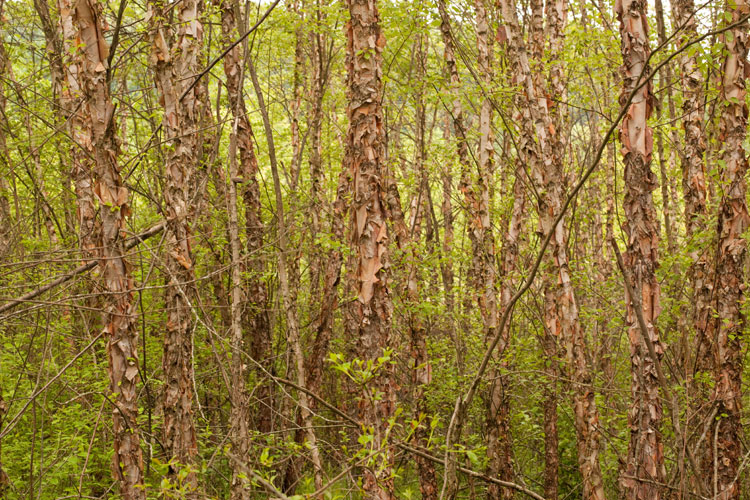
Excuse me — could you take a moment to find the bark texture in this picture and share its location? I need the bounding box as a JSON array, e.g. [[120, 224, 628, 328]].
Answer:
[[671, 0, 712, 491], [216, 1, 258, 497], [499, 0, 606, 498], [72, 0, 145, 497], [710, 3, 750, 498], [149, 0, 202, 482], [472, 1, 512, 495], [615, 0, 665, 497], [57, 0, 99, 260], [344, 0, 395, 496]]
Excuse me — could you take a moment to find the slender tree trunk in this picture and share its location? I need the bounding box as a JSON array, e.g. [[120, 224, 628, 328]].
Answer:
[[669, 0, 712, 493], [528, 1, 559, 496], [72, 1, 145, 497], [382, 29, 437, 500], [615, 0, 665, 498], [308, 0, 328, 300], [437, 0, 469, 376], [708, 4, 749, 498], [466, 3, 512, 496], [500, 0, 606, 497], [54, 0, 99, 262], [439, 114, 461, 373], [216, 1, 260, 496], [343, 0, 395, 496], [653, 0, 675, 255], [0, 6, 9, 491], [149, 0, 202, 484], [246, 48, 325, 493]]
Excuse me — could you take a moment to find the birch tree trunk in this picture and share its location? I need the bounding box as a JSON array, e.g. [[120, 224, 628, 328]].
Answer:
[[499, 0, 606, 497], [344, 0, 395, 496], [149, 0, 203, 485], [615, 0, 666, 497], [709, 3, 749, 498], [72, 0, 145, 496]]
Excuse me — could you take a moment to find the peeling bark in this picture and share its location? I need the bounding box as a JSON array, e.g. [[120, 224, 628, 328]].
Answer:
[[344, 0, 395, 496], [615, 0, 665, 497], [709, 3, 750, 498], [72, 0, 145, 496], [499, 0, 606, 497], [215, 1, 258, 497], [670, 0, 712, 492], [470, 2, 514, 497], [55, 0, 99, 261], [148, 0, 202, 484]]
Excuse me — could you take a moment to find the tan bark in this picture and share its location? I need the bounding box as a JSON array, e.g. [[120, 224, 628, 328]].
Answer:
[[471, 2, 513, 498], [437, 0, 470, 380], [439, 114, 461, 373], [615, 0, 665, 497], [308, 0, 328, 300], [653, 0, 676, 255], [215, 2, 257, 497], [709, 4, 750, 498], [344, 0, 395, 496], [71, 0, 145, 496], [148, 0, 202, 483], [499, 0, 606, 498], [55, 0, 99, 261], [669, 0, 712, 492], [529, 0, 559, 496]]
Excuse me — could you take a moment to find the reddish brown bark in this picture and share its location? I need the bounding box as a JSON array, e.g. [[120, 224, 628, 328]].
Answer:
[[55, 0, 99, 261], [708, 4, 749, 498], [72, 0, 145, 497], [215, 1, 262, 497], [149, 0, 202, 483], [670, 0, 712, 492], [500, 0, 606, 497], [673, 0, 710, 371], [344, 0, 395, 496], [615, 0, 665, 497]]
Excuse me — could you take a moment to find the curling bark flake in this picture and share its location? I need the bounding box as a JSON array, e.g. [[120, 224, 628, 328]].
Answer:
[[499, 0, 606, 498], [56, 0, 99, 261], [71, 0, 145, 497], [710, 3, 750, 498], [344, 0, 395, 497], [149, 0, 202, 481], [615, 0, 665, 497], [671, 0, 713, 488]]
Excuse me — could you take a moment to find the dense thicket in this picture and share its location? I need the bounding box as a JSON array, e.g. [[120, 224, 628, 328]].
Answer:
[[0, 0, 749, 498]]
